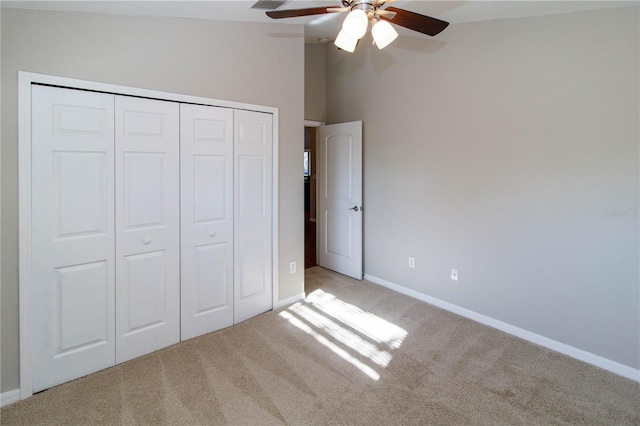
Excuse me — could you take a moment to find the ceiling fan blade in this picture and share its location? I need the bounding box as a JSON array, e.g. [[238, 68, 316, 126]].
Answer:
[[380, 7, 449, 36], [266, 7, 338, 19], [327, 6, 351, 13], [376, 9, 396, 19]]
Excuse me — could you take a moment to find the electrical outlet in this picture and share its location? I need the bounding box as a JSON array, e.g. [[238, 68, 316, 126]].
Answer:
[[408, 257, 415, 269], [451, 268, 459, 281], [289, 261, 297, 274]]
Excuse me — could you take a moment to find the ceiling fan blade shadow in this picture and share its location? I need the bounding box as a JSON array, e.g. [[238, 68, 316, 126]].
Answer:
[[266, 7, 339, 19], [380, 7, 449, 36]]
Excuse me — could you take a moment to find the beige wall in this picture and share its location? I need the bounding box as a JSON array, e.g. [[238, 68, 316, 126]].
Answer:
[[326, 6, 639, 369], [304, 43, 326, 122], [1, 8, 305, 393]]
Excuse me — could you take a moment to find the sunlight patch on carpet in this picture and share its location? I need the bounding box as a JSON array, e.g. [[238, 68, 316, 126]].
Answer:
[[279, 289, 408, 380]]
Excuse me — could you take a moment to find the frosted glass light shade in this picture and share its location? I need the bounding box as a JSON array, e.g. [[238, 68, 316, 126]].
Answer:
[[342, 9, 368, 39], [334, 29, 358, 52], [372, 20, 398, 49]]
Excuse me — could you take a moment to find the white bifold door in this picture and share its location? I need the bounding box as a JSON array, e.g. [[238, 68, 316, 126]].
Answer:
[[114, 96, 180, 363], [31, 85, 180, 391], [233, 110, 273, 324], [180, 105, 273, 338], [31, 85, 117, 392], [180, 104, 234, 340], [30, 84, 273, 391]]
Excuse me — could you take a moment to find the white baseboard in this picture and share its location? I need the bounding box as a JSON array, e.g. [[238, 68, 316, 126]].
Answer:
[[364, 273, 640, 383], [1, 389, 20, 407], [275, 292, 306, 310]]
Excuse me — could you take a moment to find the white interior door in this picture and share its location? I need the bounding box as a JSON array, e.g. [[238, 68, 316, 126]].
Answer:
[[317, 121, 363, 280], [115, 96, 180, 363], [180, 104, 234, 340], [31, 85, 116, 392], [234, 110, 273, 323]]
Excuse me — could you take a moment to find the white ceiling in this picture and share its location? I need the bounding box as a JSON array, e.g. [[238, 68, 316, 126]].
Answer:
[[2, 0, 637, 43]]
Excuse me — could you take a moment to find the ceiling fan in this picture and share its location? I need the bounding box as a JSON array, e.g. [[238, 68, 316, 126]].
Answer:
[[266, 0, 449, 52]]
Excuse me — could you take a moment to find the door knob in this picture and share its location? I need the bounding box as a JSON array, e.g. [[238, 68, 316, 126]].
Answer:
[[143, 237, 151, 245], [348, 206, 360, 212]]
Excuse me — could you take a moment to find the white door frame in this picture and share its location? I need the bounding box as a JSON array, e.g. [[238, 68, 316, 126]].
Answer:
[[18, 71, 280, 399]]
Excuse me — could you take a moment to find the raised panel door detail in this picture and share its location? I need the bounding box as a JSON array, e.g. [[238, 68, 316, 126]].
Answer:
[[238, 155, 265, 218], [123, 110, 165, 138], [238, 236, 266, 300], [194, 118, 228, 143], [55, 261, 109, 355], [326, 134, 353, 200], [54, 152, 107, 239], [194, 155, 227, 223], [123, 153, 165, 229], [55, 105, 108, 135], [123, 250, 167, 334], [238, 122, 265, 145], [326, 211, 352, 259], [194, 243, 229, 314]]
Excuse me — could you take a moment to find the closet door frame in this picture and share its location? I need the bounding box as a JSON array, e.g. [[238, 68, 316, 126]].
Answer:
[[17, 71, 280, 400]]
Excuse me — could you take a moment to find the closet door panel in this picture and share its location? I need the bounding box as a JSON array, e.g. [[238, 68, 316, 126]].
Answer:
[[115, 96, 180, 363], [31, 85, 116, 392], [180, 104, 234, 340], [234, 110, 273, 324]]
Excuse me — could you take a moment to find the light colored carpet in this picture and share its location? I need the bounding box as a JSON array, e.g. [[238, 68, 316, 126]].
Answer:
[[2, 266, 638, 425]]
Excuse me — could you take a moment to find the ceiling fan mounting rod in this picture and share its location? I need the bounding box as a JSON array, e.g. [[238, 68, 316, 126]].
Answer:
[[344, 0, 378, 17]]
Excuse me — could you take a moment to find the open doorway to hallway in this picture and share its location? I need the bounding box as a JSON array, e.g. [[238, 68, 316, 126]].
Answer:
[[304, 126, 317, 269]]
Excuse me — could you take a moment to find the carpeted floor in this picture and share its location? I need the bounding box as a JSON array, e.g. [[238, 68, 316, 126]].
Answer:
[[2, 266, 639, 425]]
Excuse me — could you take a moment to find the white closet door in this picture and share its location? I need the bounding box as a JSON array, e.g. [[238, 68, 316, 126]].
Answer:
[[234, 110, 273, 324], [32, 85, 116, 392], [180, 104, 234, 340], [115, 96, 180, 363]]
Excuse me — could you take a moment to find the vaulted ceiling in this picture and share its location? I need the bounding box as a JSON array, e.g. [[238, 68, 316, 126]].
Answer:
[[2, 1, 635, 43]]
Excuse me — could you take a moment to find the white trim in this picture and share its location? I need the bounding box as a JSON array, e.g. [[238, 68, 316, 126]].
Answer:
[[304, 120, 324, 127], [274, 292, 306, 310], [1, 389, 21, 408], [272, 110, 280, 311], [364, 273, 640, 383], [18, 72, 34, 399], [18, 71, 280, 400], [20, 72, 278, 113]]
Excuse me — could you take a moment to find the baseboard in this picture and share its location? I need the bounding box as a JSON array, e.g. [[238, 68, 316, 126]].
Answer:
[[364, 274, 640, 383], [1, 389, 20, 407], [274, 292, 306, 310]]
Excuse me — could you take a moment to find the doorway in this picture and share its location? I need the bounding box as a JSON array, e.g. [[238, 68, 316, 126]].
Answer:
[[304, 126, 317, 269]]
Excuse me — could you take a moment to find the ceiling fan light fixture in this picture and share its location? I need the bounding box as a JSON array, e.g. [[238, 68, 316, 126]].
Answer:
[[334, 28, 358, 52], [342, 9, 368, 39], [372, 20, 398, 49], [265, 3, 449, 53]]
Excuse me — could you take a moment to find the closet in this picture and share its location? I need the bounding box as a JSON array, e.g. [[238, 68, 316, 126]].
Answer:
[[29, 84, 273, 392]]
